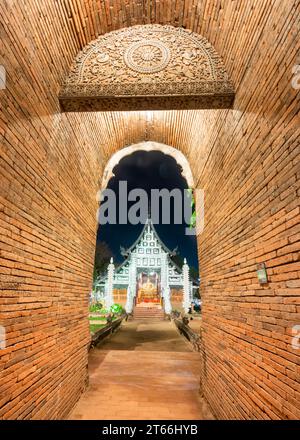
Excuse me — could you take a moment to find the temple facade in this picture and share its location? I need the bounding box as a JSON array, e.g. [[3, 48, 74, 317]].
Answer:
[[95, 218, 193, 314]]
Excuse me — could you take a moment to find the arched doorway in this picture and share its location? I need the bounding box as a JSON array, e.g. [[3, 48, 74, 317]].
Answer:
[[92, 146, 200, 316]]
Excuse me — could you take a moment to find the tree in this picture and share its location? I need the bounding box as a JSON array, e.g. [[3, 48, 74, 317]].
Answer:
[[93, 241, 113, 281], [189, 266, 199, 282]]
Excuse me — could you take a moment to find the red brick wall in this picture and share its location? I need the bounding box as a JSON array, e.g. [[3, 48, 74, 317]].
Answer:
[[195, 4, 300, 419], [0, 0, 299, 420], [0, 2, 104, 419]]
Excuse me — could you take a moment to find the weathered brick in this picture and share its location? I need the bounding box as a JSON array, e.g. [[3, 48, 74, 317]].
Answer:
[[0, 0, 299, 422]]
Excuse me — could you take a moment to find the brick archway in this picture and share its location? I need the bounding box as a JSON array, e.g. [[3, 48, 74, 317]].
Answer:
[[101, 141, 195, 189], [1, 0, 299, 421]]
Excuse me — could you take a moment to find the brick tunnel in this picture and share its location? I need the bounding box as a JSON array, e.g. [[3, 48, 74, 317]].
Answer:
[[0, 0, 299, 420]]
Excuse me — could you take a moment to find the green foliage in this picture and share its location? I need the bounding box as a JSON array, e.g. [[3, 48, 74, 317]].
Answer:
[[190, 211, 196, 229], [89, 302, 103, 313], [110, 303, 123, 314], [187, 188, 196, 229], [89, 323, 106, 333], [89, 316, 106, 321]]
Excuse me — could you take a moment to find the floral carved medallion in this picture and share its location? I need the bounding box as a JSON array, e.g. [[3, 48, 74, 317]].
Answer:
[[60, 24, 234, 111], [124, 40, 171, 74]]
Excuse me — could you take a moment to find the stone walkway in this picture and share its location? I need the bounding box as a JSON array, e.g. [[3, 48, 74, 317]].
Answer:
[[69, 320, 214, 420]]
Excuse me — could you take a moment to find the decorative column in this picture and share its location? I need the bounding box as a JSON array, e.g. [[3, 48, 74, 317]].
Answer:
[[125, 258, 136, 313], [164, 286, 172, 314], [125, 286, 132, 314], [161, 254, 172, 314], [106, 257, 115, 309], [182, 258, 190, 313]]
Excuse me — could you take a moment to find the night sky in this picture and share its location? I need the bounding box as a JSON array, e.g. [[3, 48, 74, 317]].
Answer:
[[96, 151, 199, 270]]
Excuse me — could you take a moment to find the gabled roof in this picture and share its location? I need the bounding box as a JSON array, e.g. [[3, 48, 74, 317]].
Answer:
[[96, 218, 184, 282], [167, 255, 183, 274], [121, 217, 177, 257], [114, 256, 130, 274]]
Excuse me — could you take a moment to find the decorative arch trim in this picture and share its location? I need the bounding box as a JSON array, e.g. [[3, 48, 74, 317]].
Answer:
[[101, 141, 194, 189], [60, 24, 234, 112]]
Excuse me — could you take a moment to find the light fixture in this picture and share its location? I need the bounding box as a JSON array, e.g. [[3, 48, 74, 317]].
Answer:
[[256, 263, 268, 284], [145, 110, 153, 122]]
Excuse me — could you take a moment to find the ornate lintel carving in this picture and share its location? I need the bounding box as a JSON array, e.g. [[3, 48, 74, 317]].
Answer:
[[59, 24, 234, 112]]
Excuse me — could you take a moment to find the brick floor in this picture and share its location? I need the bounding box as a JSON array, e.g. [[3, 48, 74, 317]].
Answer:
[[69, 321, 214, 420]]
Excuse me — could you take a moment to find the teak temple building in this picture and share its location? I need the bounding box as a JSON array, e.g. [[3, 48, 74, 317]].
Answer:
[[95, 217, 193, 314]]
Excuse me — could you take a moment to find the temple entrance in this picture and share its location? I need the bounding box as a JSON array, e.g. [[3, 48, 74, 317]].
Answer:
[[135, 266, 164, 320], [136, 270, 161, 305], [93, 150, 200, 316]]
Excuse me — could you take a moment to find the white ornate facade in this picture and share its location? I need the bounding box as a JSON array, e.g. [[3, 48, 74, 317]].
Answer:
[[96, 218, 193, 314]]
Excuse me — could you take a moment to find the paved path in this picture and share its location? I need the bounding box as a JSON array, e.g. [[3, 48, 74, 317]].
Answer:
[[69, 320, 214, 420]]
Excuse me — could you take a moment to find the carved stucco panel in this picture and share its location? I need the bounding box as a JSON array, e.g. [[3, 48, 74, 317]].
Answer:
[[60, 24, 234, 111]]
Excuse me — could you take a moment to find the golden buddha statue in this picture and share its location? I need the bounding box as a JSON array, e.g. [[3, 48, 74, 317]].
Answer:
[[138, 279, 160, 303]]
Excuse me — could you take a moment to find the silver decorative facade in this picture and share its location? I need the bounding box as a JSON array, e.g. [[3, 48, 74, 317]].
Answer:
[[95, 218, 193, 314]]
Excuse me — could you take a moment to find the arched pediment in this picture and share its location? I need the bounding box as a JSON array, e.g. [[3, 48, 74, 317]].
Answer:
[[59, 24, 234, 112]]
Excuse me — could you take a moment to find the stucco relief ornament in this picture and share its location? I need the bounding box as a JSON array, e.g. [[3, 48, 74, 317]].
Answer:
[[96, 53, 110, 64], [124, 40, 171, 74], [60, 24, 235, 111]]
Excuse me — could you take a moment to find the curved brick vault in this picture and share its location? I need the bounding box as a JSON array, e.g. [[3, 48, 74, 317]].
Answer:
[[59, 24, 235, 111], [0, 0, 299, 422]]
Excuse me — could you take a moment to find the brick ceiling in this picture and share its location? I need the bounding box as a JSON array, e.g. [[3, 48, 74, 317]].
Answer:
[[3, 1, 294, 184]]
